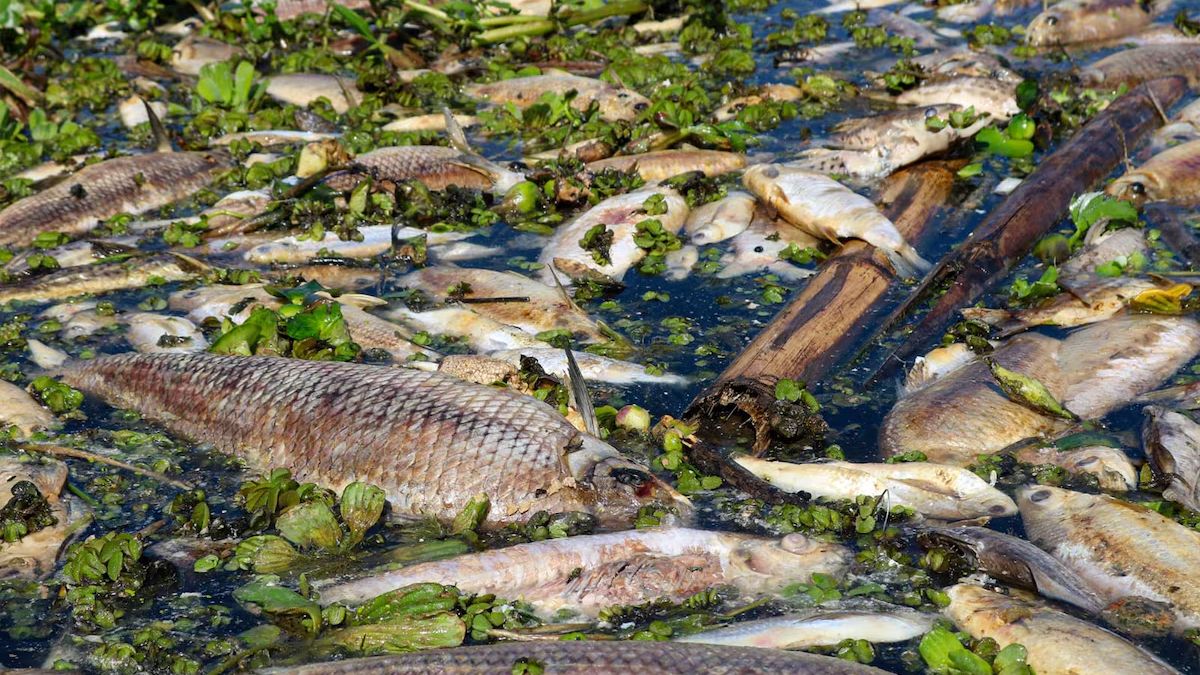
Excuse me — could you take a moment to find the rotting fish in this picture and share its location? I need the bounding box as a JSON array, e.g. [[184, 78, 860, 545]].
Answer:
[[254, 0, 370, 20], [538, 187, 689, 284], [684, 190, 756, 245], [243, 226, 474, 264], [169, 35, 246, 76], [1026, 0, 1164, 46], [42, 301, 119, 339], [0, 253, 209, 305], [4, 238, 136, 277], [263, 641, 889, 674], [1019, 484, 1200, 630], [314, 527, 849, 613], [381, 113, 478, 133], [716, 205, 823, 280], [323, 146, 524, 194], [0, 382, 55, 437], [742, 163, 930, 277], [201, 189, 274, 238], [489, 348, 688, 385], [0, 455, 92, 580], [1143, 406, 1200, 511], [464, 74, 650, 122], [57, 353, 687, 528], [960, 278, 1159, 336], [901, 343, 978, 395], [124, 313, 208, 353], [1107, 139, 1200, 205], [796, 105, 988, 179], [399, 266, 609, 343], [211, 130, 341, 147], [677, 605, 934, 649], [664, 243, 699, 280], [918, 526, 1106, 614], [286, 264, 382, 293], [384, 305, 545, 352], [584, 150, 748, 182], [1058, 227, 1150, 302], [712, 84, 803, 122], [894, 77, 1020, 121], [1013, 444, 1137, 491], [265, 73, 362, 114], [734, 457, 1017, 520], [1152, 97, 1200, 149], [1081, 45, 1200, 90], [882, 315, 1200, 465], [337, 302, 440, 362], [944, 583, 1179, 674], [0, 151, 232, 246]]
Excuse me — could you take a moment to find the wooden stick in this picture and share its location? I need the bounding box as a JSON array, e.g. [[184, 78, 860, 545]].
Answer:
[[684, 160, 959, 451], [863, 76, 1188, 385], [21, 443, 193, 490]]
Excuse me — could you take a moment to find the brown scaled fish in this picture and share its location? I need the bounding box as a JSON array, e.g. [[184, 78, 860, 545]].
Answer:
[[1107, 139, 1200, 205], [1082, 45, 1200, 90], [262, 641, 891, 675], [0, 151, 231, 246], [1143, 406, 1200, 512], [0, 253, 209, 305], [465, 74, 650, 123], [1026, 0, 1164, 46], [56, 353, 686, 528], [323, 146, 524, 194], [584, 150, 747, 183]]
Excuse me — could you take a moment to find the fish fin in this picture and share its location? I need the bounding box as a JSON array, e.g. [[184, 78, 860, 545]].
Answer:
[[443, 107, 473, 154], [167, 252, 211, 272], [890, 477, 959, 497], [314, 290, 388, 308], [564, 347, 599, 437], [884, 244, 932, 280], [765, 261, 817, 281], [769, 183, 793, 207], [143, 98, 174, 153]]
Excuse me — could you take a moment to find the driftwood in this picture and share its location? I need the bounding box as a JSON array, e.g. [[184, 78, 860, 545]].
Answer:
[[864, 76, 1188, 384], [684, 160, 959, 454]]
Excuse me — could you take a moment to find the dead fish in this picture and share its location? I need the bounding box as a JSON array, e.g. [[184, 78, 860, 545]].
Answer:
[[584, 150, 747, 182], [882, 315, 1200, 465], [489, 348, 688, 385], [0, 152, 232, 246], [918, 526, 1107, 614], [0, 382, 55, 437], [0, 253, 209, 305], [944, 584, 1179, 674], [212, 130, 340, 146], [4, 238, 136, 277], [381, 113, 478, 133], [1107, 139, 1200, 205], [743, 164, 930, 277], [265, 73, 361, 113], [1020, 484, 1200, 630], [58, 353, 686, 529], [1013, 444, 1137, 491], [713, 84, 804, 121], [538, 187, 689, 284], [960, 277, 1158, 336], [734, 457, 1016, 520], [201, 189, 273, 238], [0, 455, 92, 580], [1143, 406, 1200, 511], [124, 313, 208, 353], [716, 205, 822, 280], [902, 343, 978, 395], [1082, 45, 1200, 89], [384, 305, 544, 352], [170, 35, 246, 76], [1058, 226, 1151, 302], [244, 226, 473, 264], [399, 266, 608, 343], [262, 641, 889, 674], [684, 191, 756, 245], [256, 0, 371, 20], [910, 51, 1023, 83], [895, 77, 1020, 121], [323, 146, 524, 194], [314, 527, 849, 613], [868, 10, 944, 49], [117, 96, 168, 129], [41, 301, 119, 339], [336, 302, 438, 362], [465, 74, 650, 122], [677, 606, 934, 649], [1027, 0, 1164, 46]]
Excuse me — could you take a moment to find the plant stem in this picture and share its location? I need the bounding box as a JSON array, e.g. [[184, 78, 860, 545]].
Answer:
[[475, 0, 648, 43]]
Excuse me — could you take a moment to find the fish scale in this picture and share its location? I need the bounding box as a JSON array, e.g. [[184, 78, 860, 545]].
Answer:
[[0, 151, 231, 246], [57, 352, 678, 527]]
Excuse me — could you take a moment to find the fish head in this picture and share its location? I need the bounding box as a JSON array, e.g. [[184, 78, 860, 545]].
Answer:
[[572, 435, 692, 526], [1016, 484, 1082, 545], [1107, 171, 1164, 206], [1025, 9, 1066, 46], [599, 90, 651, 122], [728, 533, 851, 593], [1065, 447, 1137, 491]]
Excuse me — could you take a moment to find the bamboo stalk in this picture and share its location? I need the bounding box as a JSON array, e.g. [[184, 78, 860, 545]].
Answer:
[[862, 76, 1187, 385]]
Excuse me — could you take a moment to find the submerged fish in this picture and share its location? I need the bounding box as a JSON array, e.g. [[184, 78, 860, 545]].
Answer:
[[323, 146, 523, 194], [1082, 45, 1200, 90], [677, 606, 933, 649], [944, 584, 1179, 674], [1020, 485, 1200, 630], [314, 527, 849, 613], [265, 73, 362, 113], [465, 74, 650, 122], [743, 164, 929, 277], [1143, 406, 1200, 511], [244, 226, 474, 264], [882, 315, 1200, 465], [1013, 444, 1137, 491], [124, 313, 208, 353], [894, 77, 1019, 121], [902, 343, 978, 395], [0, 254, 208, 305], [716, 205, 823, 280], [584, 150, 747, 182], [0, 381, 55, 437], [1026, 0, 1162, 45], [265, 641, 888, 674], [57, 353, 684, 528], [385, 305, 544, 352], [919, 525, 1106, 613], [684, 191, 756, 245], [735, 457, 1016, 519], [1107, 139, 1200, 205], [538, 187, 689, 284], [0, 152, 231, 246], [0, 455, 92, 580], [489, 348, 688, 385], [399, 266, 609, 343]]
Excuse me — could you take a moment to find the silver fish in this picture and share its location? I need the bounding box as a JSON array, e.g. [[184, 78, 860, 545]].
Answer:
[[677, 606, 934, 649], [1143, 406, 1200, 511]]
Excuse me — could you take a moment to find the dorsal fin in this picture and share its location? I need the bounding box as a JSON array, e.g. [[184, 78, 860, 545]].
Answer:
[[142, 98, 174, 153], [443, 107, 473, 154]]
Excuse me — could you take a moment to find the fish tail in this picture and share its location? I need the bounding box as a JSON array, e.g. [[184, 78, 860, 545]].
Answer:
[[886, 244, 932, 279]]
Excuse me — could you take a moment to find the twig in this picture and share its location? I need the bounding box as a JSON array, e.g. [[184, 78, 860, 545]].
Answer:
[[22, 443, 193, 490]]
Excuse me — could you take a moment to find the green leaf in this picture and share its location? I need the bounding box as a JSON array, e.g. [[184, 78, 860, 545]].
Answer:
[[276, 501, 343, 551], [331, 3, 381, 47], [234, 577, 322, 632], [775, 378, 803, 402], [451, 493, 490, 536], [976, 126, 1033, 158], [987, 359, 1078, 420], [920, 628, 992, 674], [319, 613, 466, 655], [339, 482, 387, 542], [1068, 192, 1139, 248], [233, 60, 256, 110]]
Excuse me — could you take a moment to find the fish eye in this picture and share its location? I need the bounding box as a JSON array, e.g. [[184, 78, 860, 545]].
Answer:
[[754, 246, 765, 253], [633, 101, 649, 112], [1129, 181, 1146, 196], [1028, 489, 1052, 503], [1045, 15, 1058, 25], [611, 468, 650, 487], [989, 504, 1008, 514], [924, 107, 938, 118], [762, 166, 780, 178]]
